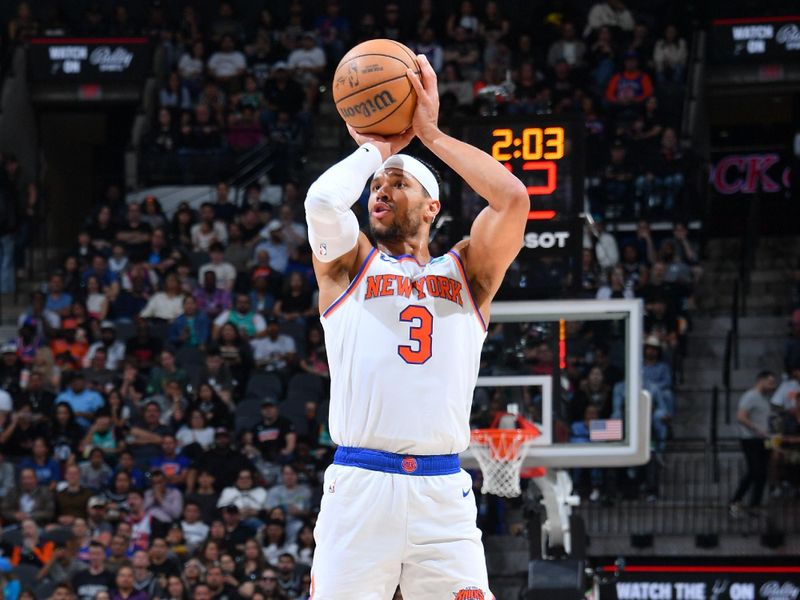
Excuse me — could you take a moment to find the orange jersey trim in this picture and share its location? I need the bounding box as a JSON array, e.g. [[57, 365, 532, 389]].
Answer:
[[447, 250, 487, 332], [322, 247, 378, 318]]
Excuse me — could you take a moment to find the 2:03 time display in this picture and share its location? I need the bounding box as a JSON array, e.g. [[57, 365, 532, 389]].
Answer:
[[491, 127, 565, 161]]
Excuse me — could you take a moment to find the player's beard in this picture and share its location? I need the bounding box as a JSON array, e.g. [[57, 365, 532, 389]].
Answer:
[[369, 209, 422, 245]]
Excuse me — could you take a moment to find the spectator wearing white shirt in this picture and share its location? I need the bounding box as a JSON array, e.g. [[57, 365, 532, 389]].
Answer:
[[216, 468, 268, 520], [288, 32, 327, 86], [178, 40, 206, 95], [198, 243, 236, 292], [180, 501, 209, 551], [139, 274, 185, 322], [771, 366, 800, 412], [83, 321, 126, 370], [191, 203, 228, 252], [207, 34, 246, 90], [653, 25, 687, 84], [584, 0, 635, 38], [547, 22, 586, 68], [251, 318, 296, 376], [254, 221, 289, 273]]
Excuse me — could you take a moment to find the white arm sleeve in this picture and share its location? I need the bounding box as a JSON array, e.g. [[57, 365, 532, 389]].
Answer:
[[305, 143, 383, 262]]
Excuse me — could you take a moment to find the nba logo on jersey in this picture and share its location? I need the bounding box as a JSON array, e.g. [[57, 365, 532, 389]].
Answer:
[[454, 588, 484, 599]]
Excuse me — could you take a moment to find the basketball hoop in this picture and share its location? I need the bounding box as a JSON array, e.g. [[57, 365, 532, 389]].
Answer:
[[470, 415, 542, 498]]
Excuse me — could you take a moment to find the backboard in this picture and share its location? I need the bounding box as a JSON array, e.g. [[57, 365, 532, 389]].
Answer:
[[461, 299, 651, 469]]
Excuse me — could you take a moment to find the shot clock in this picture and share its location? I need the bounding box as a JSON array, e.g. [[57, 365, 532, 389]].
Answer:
[[456, 116, 585, 299]]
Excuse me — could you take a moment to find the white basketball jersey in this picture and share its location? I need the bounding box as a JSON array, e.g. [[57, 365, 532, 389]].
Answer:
[[320, 247, 487, 455]]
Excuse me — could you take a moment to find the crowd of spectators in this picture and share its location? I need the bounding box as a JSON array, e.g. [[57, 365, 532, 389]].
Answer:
[[0, 0, 702, 598]]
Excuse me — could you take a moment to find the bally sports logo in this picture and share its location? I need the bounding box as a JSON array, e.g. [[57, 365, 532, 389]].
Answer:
[[338, 90, 397, 120]]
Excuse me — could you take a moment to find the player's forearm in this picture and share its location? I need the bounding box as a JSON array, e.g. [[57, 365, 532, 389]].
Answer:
[[420, 128, 528, 209], [304, 143, 382, 262]]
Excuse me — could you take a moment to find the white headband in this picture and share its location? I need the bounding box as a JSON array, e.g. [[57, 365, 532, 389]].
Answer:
[[375, 154, 439, 200]]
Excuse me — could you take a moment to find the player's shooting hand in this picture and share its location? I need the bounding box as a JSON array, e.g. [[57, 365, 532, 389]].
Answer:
[[407, 54, 440, 144], [346, 124, 415, 161]]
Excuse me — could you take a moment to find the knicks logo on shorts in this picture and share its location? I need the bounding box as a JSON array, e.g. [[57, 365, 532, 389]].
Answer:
[[401, 457, 417, 473], [454, 587, 484, 600]]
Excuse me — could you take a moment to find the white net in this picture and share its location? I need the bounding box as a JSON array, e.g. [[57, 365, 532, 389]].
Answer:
[[470, 430, 538, 498]]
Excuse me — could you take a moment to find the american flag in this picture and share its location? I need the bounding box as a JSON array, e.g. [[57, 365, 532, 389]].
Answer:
[[589, 419, 623, 441]]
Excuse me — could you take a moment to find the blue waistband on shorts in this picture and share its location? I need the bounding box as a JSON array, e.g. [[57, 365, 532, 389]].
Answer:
[[333, 446, 460, 476]]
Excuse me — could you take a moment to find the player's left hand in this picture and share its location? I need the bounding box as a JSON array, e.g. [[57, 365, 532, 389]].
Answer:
[[407, 54, 440, 143]]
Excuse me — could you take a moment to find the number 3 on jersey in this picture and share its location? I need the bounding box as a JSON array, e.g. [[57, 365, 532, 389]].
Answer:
[[398, 305, 433, 364]]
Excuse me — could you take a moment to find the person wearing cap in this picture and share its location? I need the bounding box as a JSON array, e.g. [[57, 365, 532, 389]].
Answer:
[[604, 49, 653, 110], [250, 318, 296, 376], [84, 321, 126, 370], [252, 398, 296, 462], [303, 52, 530, 597], [255, 219, 290, 274]]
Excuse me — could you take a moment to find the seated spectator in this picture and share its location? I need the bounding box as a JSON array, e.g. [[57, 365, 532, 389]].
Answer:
[[584, 0, 635, 38], [8, 519, 54, 569], [299, 326, 329, 380], [596, 266, 634, 299], [217, 468, 268, 526], [72, 540, 115, 600], [605, 51, 654, 117], [771, 365, 800, 413], [128, 401, 172, 469], [199, 243, 236, 292], [79, 448, 114, 492], [262, 521, 298, 566], [414, 27, 444, 73], [176, 409, 215, 456], [635, 127, 685, 214], [288, 32, 327, 91], [443, 26, 481, 81], [46, 273, 74, 318], [184, 469, 219, 523], [84, 321, 126, 370], [180, 501, 210, 552], [193, 270, 232, 321], [183, 103, 224, 151], [192, 349, 235, 404], [643, 335, 675, 415], [143, 469, 183, 523], [178, 40, 206, 96], [213, 293, 267, 340], [207, 34, 247, 92], [39, 539, 85, 586], [116, 203, 152, 262], [217, 323, 254, 394], [56, 372, 104, 429], [125, 318, 163, 371], [159, 71, 192, 112], [112, 564, 150, 600], [275, 553, 302, 598], [83, 361, 113, 401], [226, 105, 264, 153], [653, 24, 687, 84], [148, 536, 182, 580], [251, 318, 297, 375], [190, 382, 232, 429], [148, 349, 189, 396], [588, 26, 616, 91], [644, 295, 679, 354], [273, 271, 314, 323], [191, 203, 228, 252], [18, 290, 61, 338], [570, 366, 612, 422], [150, 434, 191, 488], [169, 295, 210, 349], [55, 464, 92, 526], [189, 428, 254, 493], [147, 108, 179, 153], [108, 274, 149, 322], [548, 21, 586, 69], [253, 399, 297, 462], [601, 140, 635, 217], [263, 62, 308, 129], [255, 221, 290, 274], [1, 468, 54, 525], [266, 464, 311, 539], [18, 437, 61, 489], [139, 273, 185, 322], [570, 404, 605, 500]]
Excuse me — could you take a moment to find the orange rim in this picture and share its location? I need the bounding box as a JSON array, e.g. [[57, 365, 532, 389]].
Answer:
[[471, 427, 540, 461]]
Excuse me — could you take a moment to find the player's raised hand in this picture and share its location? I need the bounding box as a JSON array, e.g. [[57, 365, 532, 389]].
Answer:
[[346, 123, 415, 161], [406, 54, 440, 143]]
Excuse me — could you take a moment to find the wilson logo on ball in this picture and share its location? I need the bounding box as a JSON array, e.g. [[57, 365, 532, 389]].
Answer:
[[338, 90, 397, 119]]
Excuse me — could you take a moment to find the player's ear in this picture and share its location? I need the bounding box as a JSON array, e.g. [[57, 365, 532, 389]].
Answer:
[[426, 198, 441, 222]]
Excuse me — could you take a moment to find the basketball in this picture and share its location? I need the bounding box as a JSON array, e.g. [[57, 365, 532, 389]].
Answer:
[[332, 39, 420, 136]]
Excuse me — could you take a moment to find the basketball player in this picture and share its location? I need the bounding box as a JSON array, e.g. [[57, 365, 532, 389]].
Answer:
[[305, 54, 528, 599]]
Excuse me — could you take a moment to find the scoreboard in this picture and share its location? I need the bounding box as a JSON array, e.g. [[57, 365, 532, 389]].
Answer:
[[457, 116, 585, 299]]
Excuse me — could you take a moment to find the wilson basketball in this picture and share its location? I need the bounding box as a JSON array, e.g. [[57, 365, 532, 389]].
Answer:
[[332, 39, 420, 136]]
